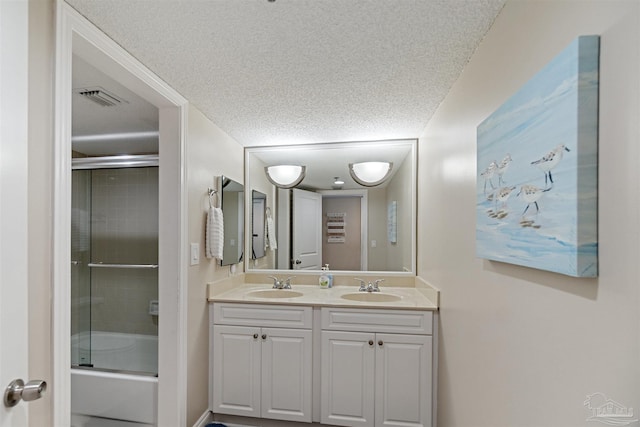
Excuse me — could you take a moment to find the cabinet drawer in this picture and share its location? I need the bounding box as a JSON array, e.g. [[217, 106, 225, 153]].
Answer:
[[213, 303, 312, 329], [321, 307, 432, 335]]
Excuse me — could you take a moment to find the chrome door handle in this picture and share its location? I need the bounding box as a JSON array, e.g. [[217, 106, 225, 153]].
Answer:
[[4, 379, 47, 407]]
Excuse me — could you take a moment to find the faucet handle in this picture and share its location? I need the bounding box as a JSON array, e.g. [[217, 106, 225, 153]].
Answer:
[[268, 276, 282, 289], [283, 276, 296, 289], [354, 278, 367, 292], [372, 279, 384, 292]]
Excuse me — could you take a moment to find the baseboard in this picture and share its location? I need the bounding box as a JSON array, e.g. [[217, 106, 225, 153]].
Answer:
[[193, 410, 214, 427]]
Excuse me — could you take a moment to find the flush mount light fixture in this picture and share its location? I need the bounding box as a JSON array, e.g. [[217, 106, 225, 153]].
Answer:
[[349, 161, 394, 187], [265, 165, 306, 188]]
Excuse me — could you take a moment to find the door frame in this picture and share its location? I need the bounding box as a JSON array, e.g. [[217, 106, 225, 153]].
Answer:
[[53, 3, 188, 426]]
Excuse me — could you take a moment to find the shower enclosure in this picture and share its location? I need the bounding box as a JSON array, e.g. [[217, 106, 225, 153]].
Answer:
[[71, 155, 159, 426]]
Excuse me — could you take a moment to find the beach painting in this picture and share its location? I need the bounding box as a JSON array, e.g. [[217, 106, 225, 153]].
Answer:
[[476, 35, 599, 277]]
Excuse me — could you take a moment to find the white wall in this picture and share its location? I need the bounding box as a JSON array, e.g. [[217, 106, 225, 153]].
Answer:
[[367, 187, 388, 270], [418, 2, 639, 426], [248, 156, 277, 269], [186, 105, 244, 426], [386, 152, 413, 272]]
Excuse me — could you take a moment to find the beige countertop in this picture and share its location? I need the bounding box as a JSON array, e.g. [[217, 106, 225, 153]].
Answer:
[[208, 283, 438, 311]]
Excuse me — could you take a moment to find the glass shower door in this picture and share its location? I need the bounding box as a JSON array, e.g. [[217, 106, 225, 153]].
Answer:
[[71, 169, 92, 367], [71, 164, 159, 375]]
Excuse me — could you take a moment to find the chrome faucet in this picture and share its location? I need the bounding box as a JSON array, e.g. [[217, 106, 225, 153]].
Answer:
[[355, 278, 367, 292], [268, 276, 295, 289], [369, 279, 384, 292], [355, 278, 384, 292]]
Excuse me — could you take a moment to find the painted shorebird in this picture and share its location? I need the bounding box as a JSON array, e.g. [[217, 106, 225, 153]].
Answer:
[[518, 184, 551, 216], [496, 153, 512, 186], [531, 144, 570, 185], [480, 160, 498, 195], [494, 186, 516, 210]]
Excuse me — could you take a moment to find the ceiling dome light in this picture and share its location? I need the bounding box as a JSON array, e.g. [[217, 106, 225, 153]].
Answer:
[[265, 165, 306, 188], [349, 161, 393, 187]]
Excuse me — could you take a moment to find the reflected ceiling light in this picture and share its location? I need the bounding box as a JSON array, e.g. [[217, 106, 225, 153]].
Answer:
[[333, 177, 345, 185], [349, 161, 394, 187], [265, 165, 306, 188]]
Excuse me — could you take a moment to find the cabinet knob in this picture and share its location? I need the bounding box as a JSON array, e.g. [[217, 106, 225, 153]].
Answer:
[[378, 340, 383, 346], [368, 340, 374, 346], [262, 334, 267, 340], [253, 333, 258, 339]]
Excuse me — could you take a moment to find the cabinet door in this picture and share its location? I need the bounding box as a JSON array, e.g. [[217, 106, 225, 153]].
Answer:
[[321, 331, 375, 427], [375, 334, 432, 427], [211, 325, 261, 417], [261, 327, 313, 422]]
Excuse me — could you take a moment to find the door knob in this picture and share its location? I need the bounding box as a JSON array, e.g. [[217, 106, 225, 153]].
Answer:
[[4, 379, 47, 407]]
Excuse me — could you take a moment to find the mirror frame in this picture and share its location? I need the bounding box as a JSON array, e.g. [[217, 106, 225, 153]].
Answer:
[[244, 139, 417, 276]]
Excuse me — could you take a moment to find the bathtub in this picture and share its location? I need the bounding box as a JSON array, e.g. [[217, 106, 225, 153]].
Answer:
[[71, 331, 158, 425]]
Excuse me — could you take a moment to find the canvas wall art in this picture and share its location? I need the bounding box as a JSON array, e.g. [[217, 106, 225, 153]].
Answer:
[[476, 35, 599, 277]]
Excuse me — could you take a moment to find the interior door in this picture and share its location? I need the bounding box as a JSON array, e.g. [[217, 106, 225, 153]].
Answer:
[[1, 1, 31, 424], [292, 189, 322, 270]]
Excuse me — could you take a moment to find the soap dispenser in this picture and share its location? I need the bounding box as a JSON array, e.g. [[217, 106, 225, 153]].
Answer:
[[325, 264, 333, 288], [319, 266, 329, 288]]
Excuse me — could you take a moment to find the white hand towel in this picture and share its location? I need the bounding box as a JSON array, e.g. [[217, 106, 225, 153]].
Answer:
[[206, 206, 224, 259], [266, 216, 277, 251]]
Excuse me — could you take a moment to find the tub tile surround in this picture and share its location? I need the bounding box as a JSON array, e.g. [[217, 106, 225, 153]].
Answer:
[[207, 273, 439, 310]]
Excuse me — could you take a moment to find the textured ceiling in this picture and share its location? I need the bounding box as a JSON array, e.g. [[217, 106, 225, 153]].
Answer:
[[67, 0, 505, 147]]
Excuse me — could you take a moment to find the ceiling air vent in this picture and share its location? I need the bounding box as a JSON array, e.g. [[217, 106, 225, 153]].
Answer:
[[74, 86, 127, 107]]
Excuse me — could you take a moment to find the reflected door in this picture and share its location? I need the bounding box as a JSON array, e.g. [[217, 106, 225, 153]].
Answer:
[[292, 189, 322, 270]]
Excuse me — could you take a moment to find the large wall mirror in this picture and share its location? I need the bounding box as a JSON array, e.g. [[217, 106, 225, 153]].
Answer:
[[244, 139, 417, 275], [220, 176, 245, 266]]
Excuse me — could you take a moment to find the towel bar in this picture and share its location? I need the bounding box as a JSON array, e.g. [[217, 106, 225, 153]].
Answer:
[[87, 263, 158, 269]]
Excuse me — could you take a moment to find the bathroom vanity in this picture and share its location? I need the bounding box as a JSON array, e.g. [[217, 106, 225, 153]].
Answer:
[[208, 282, 438, 427]]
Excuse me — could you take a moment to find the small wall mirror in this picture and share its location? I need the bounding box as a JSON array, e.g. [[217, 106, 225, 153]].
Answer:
[[244, 139, 417, 274], [251, 190, 267, 259], [220, 176, 244, 266]]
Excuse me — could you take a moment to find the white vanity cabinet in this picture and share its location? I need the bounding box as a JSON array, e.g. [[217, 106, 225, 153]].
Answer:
[[210, 303, 313, 423], [320, 307, 434, 427]]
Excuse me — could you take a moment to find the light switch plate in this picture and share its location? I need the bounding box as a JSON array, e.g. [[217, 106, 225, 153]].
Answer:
[[190, 243, 199, 265]]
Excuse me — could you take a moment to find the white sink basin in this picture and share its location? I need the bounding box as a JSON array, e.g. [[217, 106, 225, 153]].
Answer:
[[247, 289, 304, 299], [340, 292, 402, 303]]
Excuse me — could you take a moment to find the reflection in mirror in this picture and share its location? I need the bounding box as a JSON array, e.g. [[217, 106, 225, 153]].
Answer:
[[220, 176, 244, 266], [244, 139, 417, 274], [251, 190, 267, 259]]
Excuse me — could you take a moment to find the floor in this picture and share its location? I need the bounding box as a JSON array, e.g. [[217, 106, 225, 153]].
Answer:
[[71, 414, 153, 427]]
